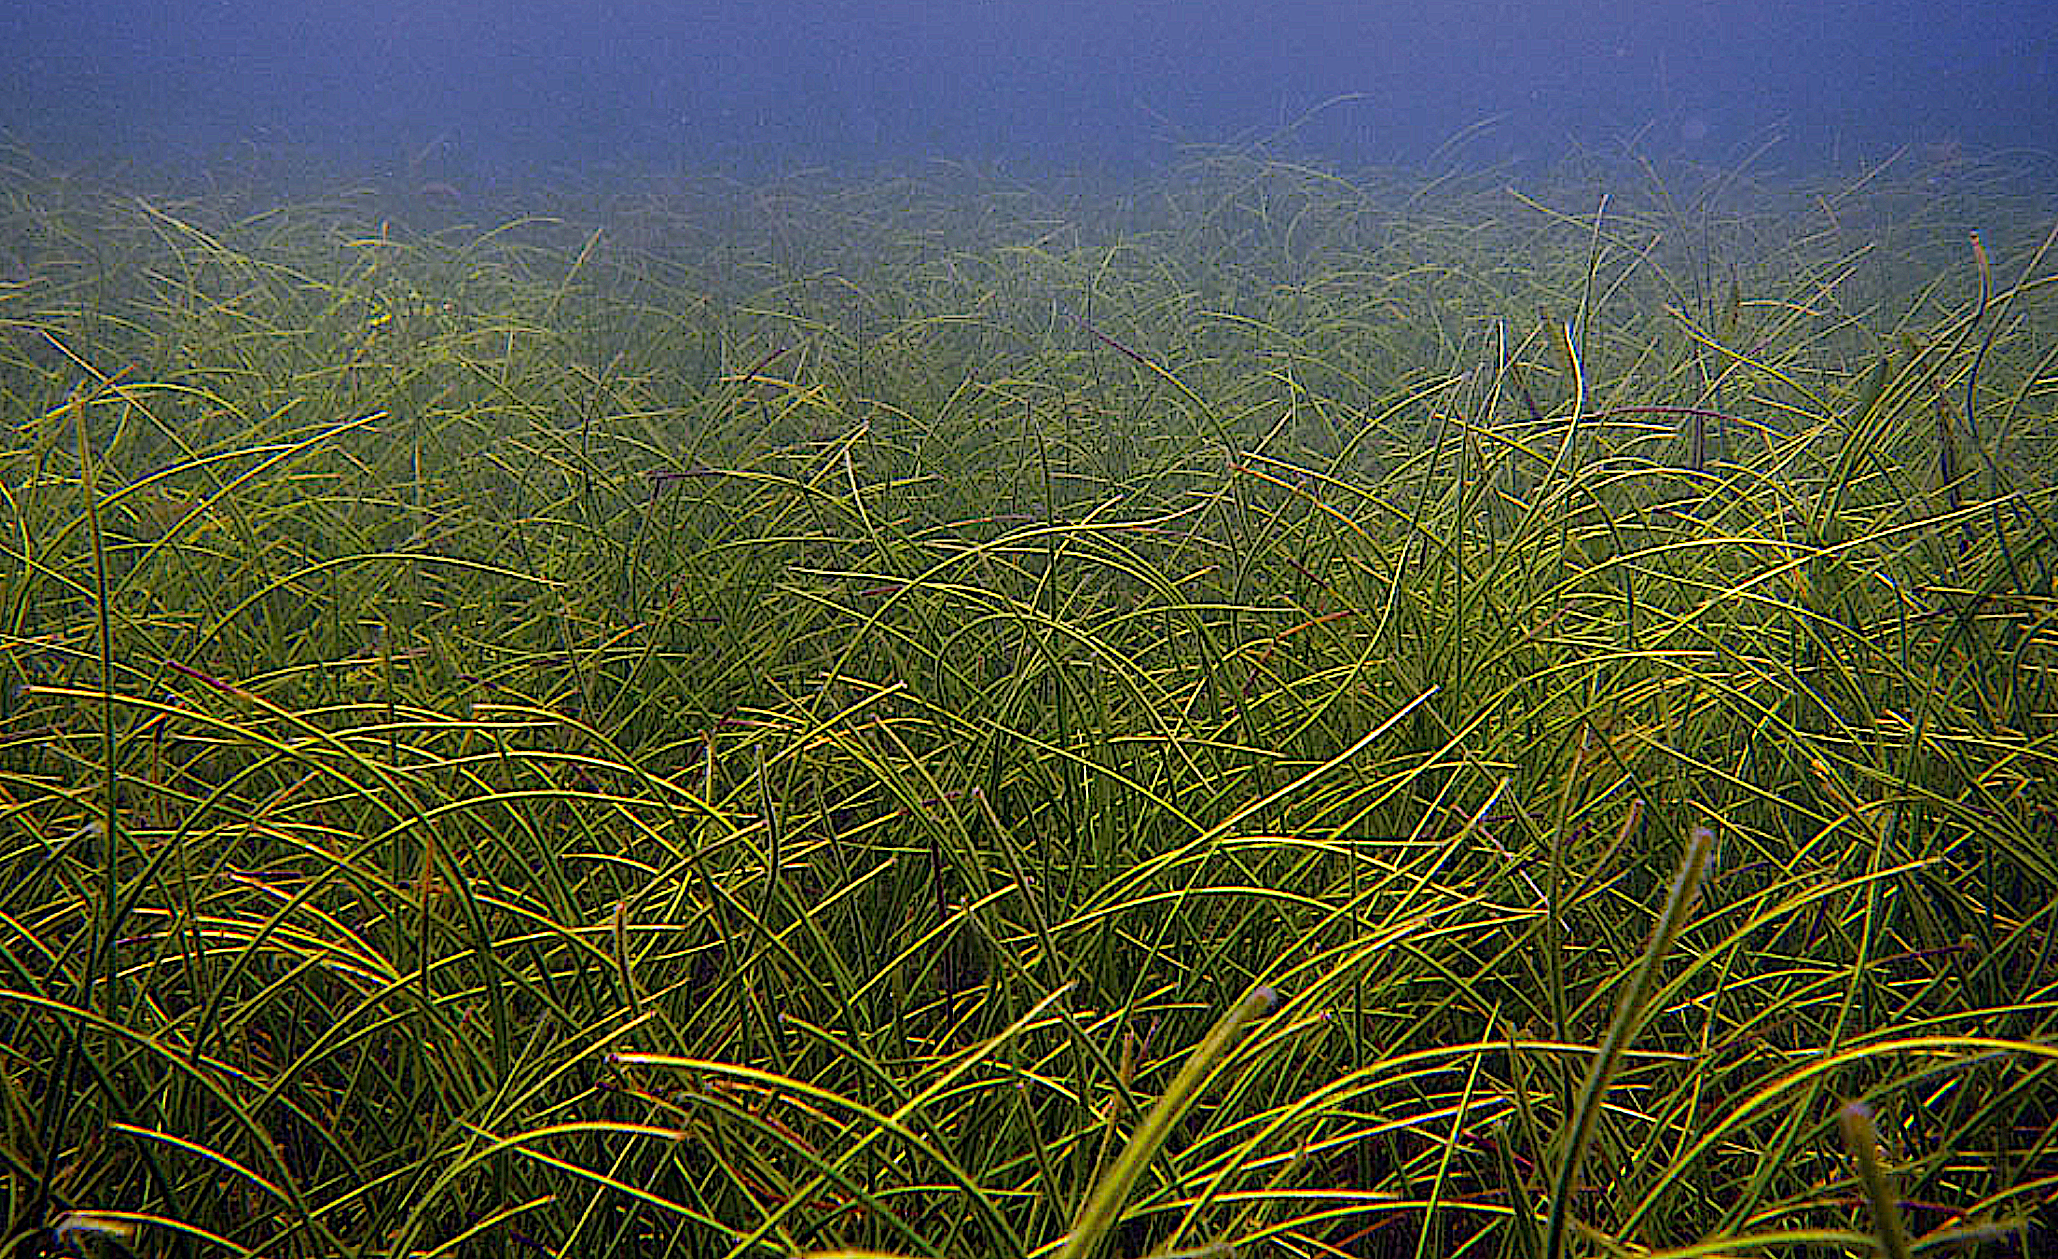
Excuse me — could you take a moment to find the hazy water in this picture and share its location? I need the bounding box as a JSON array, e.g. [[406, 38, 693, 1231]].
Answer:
[[4, 0, 2053, 183]]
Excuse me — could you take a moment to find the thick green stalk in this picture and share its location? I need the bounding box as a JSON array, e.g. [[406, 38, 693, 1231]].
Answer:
[[1543, 826, 1714, 1259], [1055, 986, 1278, 1259]]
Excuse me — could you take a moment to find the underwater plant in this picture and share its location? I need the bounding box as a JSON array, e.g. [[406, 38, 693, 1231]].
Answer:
[[0, 144, 2053, 1259]]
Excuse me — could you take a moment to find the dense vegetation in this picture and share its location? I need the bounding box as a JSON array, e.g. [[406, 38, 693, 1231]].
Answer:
[[2, 143, 2055, 1258]]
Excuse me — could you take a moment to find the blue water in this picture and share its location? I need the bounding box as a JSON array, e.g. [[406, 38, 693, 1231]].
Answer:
[[4, 0, 2051, 180]]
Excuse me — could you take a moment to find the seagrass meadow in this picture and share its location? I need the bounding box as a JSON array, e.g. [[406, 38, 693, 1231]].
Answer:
[[2, 144, 2057, 1259]]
